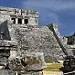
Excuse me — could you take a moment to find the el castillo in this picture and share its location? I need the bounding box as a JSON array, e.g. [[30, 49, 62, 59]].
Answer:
[[0, 6, 75, 75]]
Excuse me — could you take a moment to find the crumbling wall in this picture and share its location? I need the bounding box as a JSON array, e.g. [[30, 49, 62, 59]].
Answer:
[[0, 52, 46, 75]]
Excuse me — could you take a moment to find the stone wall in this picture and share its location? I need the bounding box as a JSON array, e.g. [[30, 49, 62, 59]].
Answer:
[[0, 6, 68, 75], [0, 6, 38, 26], [0, 52, 46, 75], [0, 7, 38, 16], [0, 7, 65, 62], [12, 24, 64, 62]]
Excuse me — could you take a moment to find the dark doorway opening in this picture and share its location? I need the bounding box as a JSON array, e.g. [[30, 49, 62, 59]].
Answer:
[[24, 19, 28, 24], [11, 18, 15, 24], [67, 38, 73, 45], [18, 18, 22, 24], [0, 49, 10, 57]]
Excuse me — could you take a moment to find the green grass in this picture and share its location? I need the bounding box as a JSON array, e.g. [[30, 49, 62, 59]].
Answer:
[[44, 62, 63, 72]]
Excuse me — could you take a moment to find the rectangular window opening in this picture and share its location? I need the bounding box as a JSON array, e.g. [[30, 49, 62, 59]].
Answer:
[[11, 18, 15, 24], [24, 19, 28, 24], [18, 18, 22, 24]]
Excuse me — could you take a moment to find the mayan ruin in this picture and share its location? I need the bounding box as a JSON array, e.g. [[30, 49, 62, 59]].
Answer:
[[0, 6, 75, 75]]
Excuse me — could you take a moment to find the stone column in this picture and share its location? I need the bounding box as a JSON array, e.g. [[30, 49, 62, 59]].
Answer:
[[16, 18, 18, 24], [22, 19, 24, 24], [16, 71, 18, 75]]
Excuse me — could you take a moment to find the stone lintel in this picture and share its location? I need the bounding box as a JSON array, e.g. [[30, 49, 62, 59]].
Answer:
[[0, 40, 17, 47]]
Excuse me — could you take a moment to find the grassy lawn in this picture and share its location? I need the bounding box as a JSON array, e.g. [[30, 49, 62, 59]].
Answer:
[[43, 62, 63, 72]]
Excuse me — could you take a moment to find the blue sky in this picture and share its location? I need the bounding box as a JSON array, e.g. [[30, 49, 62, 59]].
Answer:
[[0, 0, 75, 36]]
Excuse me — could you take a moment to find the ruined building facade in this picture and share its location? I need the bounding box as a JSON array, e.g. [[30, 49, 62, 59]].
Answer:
[[0, 6, 65, 61], [0, 6, 74, 75]]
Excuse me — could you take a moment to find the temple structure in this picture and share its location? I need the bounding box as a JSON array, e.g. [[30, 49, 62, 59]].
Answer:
[[0, 6, 75, 75], [0, 6, 38, 26]]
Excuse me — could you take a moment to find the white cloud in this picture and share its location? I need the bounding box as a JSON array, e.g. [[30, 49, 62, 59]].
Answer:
[[21, 0, 63, 25], [21, 0, 75, 32]]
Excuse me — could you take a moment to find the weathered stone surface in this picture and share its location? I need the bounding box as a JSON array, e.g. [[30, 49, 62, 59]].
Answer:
[[0, 70, 43, 75], [14, 24, 64, 62], [0, 6, 74, 75], [8, 52, 47, 71], [0, 6, 38, 26], [0, 57, 7, 69], [0, 6, 65, 62], [0, 40, 16, 46], [23, 52, 47, 70], [0, 70, 16, 75]]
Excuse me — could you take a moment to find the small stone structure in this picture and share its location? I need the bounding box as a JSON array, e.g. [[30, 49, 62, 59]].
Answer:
[[0, 6, 38, 26], [63, 33, 75, 56]]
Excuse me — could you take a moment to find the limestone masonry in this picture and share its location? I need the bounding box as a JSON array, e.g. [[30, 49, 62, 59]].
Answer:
[[0, 6, 38, 26], [0, 6, 74, 75]]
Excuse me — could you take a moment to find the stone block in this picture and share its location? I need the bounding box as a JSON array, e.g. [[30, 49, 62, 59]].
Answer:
[[24, 52, 47, 70]]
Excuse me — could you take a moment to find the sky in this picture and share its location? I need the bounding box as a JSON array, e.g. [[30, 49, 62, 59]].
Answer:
[[0, 0, 75, 36]]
